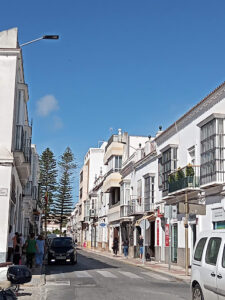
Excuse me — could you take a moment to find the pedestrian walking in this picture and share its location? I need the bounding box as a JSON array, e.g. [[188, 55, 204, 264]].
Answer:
[[13, 235, 22, 265], [138, 235, 144, 259], [112, 237, 119, 256], [25, 233, 37, 269], [7, 225, 14, 262], [35, 235, 45, 267], [123, 239, 129, 258]]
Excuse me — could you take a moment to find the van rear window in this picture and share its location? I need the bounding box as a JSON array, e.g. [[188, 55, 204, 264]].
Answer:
[[194, 238, 207, 261]]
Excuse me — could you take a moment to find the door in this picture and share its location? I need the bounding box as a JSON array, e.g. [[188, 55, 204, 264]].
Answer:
[[201, 237, 222, 300], [171, 224, 178, 263], [217, 240, 225, 300]]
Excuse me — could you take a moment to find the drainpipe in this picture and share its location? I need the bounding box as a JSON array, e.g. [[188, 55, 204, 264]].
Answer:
[[185, 192, 189, 276]]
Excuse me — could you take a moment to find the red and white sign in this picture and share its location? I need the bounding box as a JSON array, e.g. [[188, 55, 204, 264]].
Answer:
[[157, 220, 159, 246], [165, 224, 169, 247]]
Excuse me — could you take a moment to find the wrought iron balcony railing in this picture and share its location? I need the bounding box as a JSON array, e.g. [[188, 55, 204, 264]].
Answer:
[[128, 196, 154, 216], [15, 125, 31, 163], [168, 165, 200, 194]]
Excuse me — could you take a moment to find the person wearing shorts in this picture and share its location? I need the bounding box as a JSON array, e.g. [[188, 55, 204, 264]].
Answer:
[[138, 236, 144, 259]]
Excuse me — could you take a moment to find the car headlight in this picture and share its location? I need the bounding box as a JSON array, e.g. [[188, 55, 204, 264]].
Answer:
[[67, 249, 74, 254]]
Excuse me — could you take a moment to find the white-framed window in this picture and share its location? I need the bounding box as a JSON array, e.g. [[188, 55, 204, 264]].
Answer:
[[200, 118, 225, 185]]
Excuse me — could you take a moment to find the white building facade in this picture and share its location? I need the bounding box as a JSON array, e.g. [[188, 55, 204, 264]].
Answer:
[[0, 28, 39, 262]]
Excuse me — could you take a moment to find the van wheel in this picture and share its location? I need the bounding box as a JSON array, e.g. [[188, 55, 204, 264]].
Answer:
[[192, 284, 204, 300]]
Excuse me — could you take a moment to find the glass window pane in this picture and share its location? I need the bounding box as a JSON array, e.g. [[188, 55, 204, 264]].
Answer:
[[222, 245, 225, 268], [194, 238, 207, 261], [205, 237, 221, 265]]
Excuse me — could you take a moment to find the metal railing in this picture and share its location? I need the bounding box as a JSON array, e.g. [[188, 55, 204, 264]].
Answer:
[[105, 135, 121, 152], [128, 196, 154, 215], [168, 165, 200, 194], [24, 181, 32, 196], [15, 125, 31, 163]]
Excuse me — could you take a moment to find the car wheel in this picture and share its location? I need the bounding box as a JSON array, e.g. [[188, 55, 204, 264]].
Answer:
[[192, 284, 204, 300]]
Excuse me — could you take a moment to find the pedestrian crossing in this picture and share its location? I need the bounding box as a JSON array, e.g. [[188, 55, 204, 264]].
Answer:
[[47, 269, 172, 282]]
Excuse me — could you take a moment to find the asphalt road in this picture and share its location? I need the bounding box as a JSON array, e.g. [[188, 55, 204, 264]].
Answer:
[[44, 250, 191, 300]]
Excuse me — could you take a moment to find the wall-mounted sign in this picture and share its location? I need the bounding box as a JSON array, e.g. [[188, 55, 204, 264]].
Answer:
[[165, 224, 169, 247], [100, 223, 106, 227], [212, 207, 225, 222], [0, 188, 8, 197]]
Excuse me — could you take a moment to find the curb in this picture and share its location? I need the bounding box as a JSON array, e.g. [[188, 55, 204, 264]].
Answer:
[[81, 248, 190, 284]]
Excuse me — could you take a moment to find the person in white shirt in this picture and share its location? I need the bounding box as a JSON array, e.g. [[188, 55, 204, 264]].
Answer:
[[7, 225, 14, 262]]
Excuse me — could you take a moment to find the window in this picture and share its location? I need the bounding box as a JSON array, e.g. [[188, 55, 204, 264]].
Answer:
[[222, 245, 225, 268], [205, 237, 221, 265], [194, 238, 207, 261], [200, 118, 225, 185], [137, 180, 142, 205], [108, 156, 122, 172], [115, 156, 122, 171], [161, 147, 177, 191], [79, 188, 83, 200], [158, 157, 163, 188], [144, 176, 155, 211]]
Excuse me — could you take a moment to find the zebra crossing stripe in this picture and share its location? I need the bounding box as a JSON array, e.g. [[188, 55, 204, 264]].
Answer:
[[96, 270, 117, 278], [118, 271, 142, 279], [75, 271, 93, 278], [141, 272, 171, 281]]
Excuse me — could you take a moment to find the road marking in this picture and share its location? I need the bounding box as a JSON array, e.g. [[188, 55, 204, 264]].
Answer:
[[141, 272, 171, 281], [96, 270, 117, 278], [46, 280, 70, 286], [75, 271, 92, 278], [118, 271, 142, 279]]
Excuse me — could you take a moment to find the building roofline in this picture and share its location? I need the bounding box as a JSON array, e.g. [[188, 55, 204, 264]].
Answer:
[[155, 81, 225, 142]]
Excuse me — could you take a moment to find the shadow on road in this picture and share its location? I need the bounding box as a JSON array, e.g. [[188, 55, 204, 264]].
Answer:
[[45, 250, 118, 275]]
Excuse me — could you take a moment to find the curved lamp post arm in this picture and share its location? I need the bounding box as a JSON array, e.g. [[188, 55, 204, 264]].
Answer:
[[20, 35, 59, 47]]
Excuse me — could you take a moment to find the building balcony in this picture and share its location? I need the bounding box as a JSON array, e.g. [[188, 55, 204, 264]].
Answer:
[[128, 197, 155, 216], [104, 135, 124, 164], [14, 125, 31, 184], [168, 165, 200, 195], [102, 169, 121, 192]]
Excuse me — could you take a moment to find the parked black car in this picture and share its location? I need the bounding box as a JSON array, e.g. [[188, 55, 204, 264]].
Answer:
[[48, 237, 77, 265]]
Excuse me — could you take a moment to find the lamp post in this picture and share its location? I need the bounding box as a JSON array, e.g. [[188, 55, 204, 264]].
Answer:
[[20, 35, 59, 47]]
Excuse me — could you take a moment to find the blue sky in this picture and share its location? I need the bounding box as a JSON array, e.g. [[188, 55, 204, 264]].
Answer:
[[1, 1, 225, 199]]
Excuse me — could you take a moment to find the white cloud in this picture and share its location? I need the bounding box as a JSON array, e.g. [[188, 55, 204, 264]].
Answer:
[[53, 116, 63, 130], [36, 94, 59, 117]]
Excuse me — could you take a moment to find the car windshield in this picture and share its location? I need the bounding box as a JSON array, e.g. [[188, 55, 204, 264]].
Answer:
[[52, 238, 73, 247]]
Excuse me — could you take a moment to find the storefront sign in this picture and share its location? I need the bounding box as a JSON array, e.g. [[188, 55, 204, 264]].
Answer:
[[212, 207, 225, 222], [165, 224, 169, 247], [157, 220, 159, 246]]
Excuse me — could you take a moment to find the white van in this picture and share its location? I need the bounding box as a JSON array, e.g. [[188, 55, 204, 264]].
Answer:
[[191, 230, 225, 300]]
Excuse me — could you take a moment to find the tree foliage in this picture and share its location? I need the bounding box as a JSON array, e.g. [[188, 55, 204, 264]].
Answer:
[[39, 148, 58, 215], [53, 147, 77, 233]]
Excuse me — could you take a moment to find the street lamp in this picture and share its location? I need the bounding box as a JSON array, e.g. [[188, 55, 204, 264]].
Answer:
[[20, 35, 59, 47]]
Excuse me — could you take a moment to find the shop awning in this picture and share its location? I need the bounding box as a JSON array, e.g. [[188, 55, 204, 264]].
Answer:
[[135, 214, 156, 226]]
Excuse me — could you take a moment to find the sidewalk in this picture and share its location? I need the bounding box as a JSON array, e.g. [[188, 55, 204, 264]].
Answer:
[[17, 265, 46, 300], [81, 247, 191, 284]]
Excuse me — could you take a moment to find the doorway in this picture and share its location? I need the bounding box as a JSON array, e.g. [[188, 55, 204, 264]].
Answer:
[[171, 224, 178, 263]]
